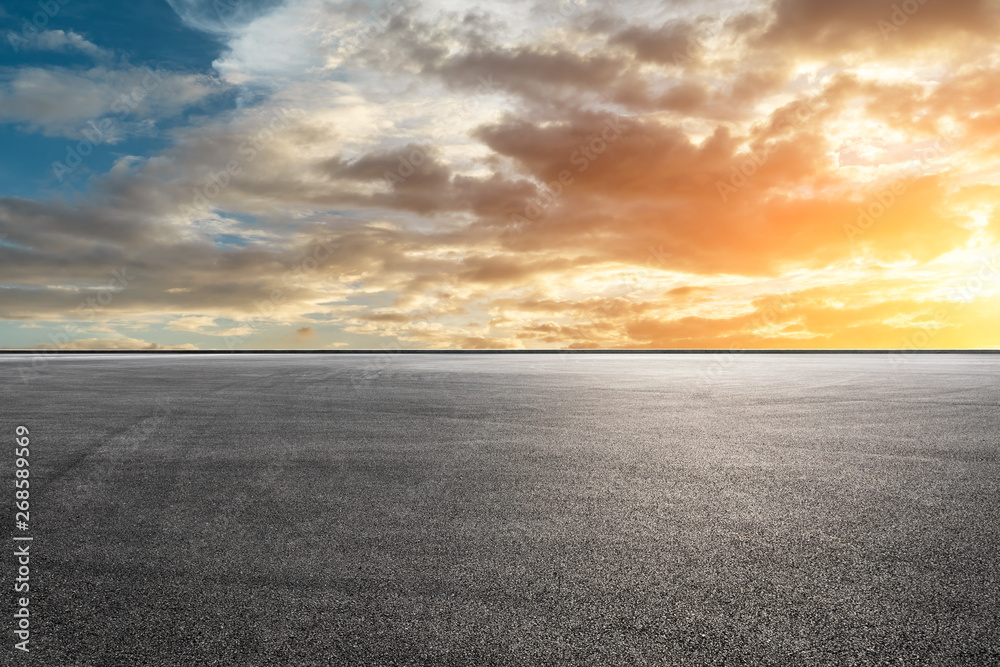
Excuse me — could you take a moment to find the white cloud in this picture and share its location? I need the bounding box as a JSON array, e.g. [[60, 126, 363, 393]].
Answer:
[[166, 315, 220, 332], [209, 0, 334, 86], [30, 337, 198, 350], [166, 0, 286, 34], [0, 66, 223, 139], [27, 30, 112, 60]]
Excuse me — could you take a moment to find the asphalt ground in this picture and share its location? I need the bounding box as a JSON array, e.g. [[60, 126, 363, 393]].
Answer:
[[1, 353, 998, 665]]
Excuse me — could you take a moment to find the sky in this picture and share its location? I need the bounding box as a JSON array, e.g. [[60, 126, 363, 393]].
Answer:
[[1, 0, 999, 350]]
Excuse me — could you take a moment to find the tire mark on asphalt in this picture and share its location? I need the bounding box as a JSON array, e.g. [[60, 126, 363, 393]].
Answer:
[[40, 423, 135, 491], [40, 396, 175, 499]]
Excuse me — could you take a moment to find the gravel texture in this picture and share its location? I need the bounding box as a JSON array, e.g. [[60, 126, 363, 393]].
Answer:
[[1, 353, 998, 665]]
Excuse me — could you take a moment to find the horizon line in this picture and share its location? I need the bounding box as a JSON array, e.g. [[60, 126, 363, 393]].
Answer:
[[2, 349, 999, 355]]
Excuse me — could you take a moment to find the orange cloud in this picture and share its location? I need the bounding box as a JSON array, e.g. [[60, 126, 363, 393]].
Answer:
[[3, 0, 1000, 350]]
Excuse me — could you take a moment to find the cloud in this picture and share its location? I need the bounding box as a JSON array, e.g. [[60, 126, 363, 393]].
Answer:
[[756, 0, 1000, 55], [16, 30, 112, 60], [608, 20, 700, 66], [166, 315, 220, 333], [17, 337, 199, 350], [165, 0, 287, 34], [1, 0, 999, 349], [0, 66, 222, 139], [176, 0, 362, 85]]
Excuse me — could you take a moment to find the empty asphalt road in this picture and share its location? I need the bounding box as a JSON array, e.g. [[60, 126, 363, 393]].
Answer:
[[1, 353, 998, 665]]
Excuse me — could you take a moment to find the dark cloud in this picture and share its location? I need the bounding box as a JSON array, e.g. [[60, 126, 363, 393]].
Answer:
[[608, 20, 699, 66], [2, 0, 998, 350], [756, 0, 1000, 54]]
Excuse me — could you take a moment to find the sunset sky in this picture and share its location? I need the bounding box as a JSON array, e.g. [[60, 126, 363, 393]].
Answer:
[[1, 0, 999, 350]]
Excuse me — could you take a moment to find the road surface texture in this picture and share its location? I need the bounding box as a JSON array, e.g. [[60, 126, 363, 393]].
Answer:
[[1, 353, 998, 665]]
